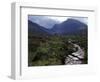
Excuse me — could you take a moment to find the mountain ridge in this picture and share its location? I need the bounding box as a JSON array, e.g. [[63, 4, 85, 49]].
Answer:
[[28, 18, 87, 36]]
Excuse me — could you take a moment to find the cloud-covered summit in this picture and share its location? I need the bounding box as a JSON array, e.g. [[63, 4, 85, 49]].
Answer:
[[28, 15, 87, 29]]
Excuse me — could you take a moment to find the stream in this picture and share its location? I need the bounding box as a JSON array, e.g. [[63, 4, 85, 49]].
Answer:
[[65, 42, 85, 65]]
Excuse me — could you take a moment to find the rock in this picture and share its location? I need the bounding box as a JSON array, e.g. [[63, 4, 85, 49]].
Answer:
[[65, 42, 84, 65]]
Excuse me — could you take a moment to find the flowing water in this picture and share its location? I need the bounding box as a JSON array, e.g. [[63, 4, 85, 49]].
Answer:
[[65, 42, 85, 65]]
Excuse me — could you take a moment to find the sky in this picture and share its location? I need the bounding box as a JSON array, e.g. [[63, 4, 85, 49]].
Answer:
[[28, 15, 88, 29], [47, 16, 69, 22]]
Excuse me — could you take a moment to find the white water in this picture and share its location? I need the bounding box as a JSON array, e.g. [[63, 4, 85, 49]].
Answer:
[[65, 42, 85, 65]]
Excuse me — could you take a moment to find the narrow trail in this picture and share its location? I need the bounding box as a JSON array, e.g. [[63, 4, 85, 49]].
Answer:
[[65, 41, 85, 65]]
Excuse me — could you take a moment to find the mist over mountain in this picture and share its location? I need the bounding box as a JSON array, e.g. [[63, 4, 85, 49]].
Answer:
[[28, 16, 88, 66], [28, 16, 59, 29], [28, 17, 87, 36], [51, 18, 87, 35], [28, 20, 51, 36]]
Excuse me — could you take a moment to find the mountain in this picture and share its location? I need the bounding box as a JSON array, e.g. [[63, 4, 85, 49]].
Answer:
[[28, 18, 87, 36], [51, 18, 87, 35], [28, 16, 59, 29], [28, 20, 51, 36]]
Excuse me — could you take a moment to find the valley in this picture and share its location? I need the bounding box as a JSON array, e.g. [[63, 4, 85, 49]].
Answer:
[[28, 17, 88, 66]]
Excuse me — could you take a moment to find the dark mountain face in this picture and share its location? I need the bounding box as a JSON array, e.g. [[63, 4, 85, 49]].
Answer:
[[28, 18, 87, 36], [28, 20, 51, 36], [28, 16, 59, 29], [51, 19, 87, 35]]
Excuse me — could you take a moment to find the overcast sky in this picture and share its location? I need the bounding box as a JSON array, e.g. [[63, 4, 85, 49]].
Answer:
[[28, 15, 88, 29]]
